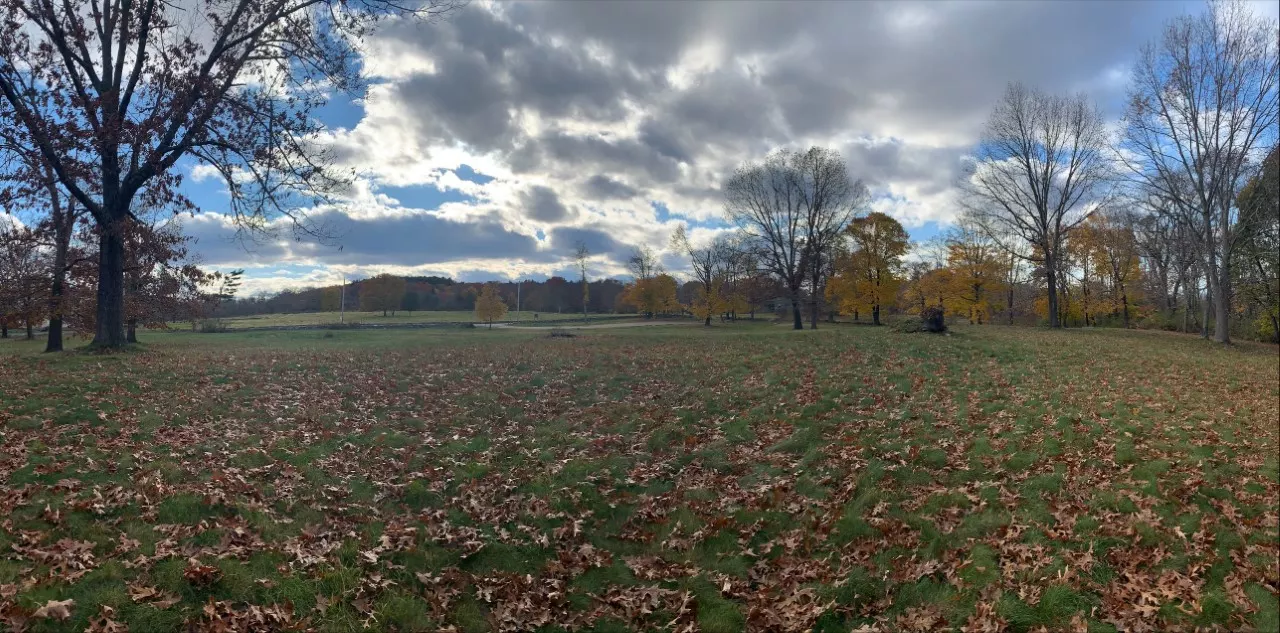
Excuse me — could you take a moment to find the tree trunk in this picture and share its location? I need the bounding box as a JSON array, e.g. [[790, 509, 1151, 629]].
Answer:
[[25, 319, 33, 340], [1212, 266, 1230, 344], [1, 323, 7, 338], [126, 319, 138, 343], [45, 271, 65, 352], [44, 226, 71, 353], [704, 315, 711, 326], [92, 223, 128, 347], [809, 296, 819, 330], [1007, 287, 1014, 325], [1045, 256, 1060, 328], [872, 304, 880, 326], [1121, 292, 1130, 329], [45, 317, 63, 352], [790, 298, 803, 330], [1200, 289, 1210, 339]]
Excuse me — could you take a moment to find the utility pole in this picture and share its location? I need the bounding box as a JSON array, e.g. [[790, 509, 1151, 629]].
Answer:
[[339, 275, 346, 324]]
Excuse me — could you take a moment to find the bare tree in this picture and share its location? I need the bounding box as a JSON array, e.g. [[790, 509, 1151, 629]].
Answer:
[[671, 225, 729, 326], [626, 245, 662, 281], [1119, 0, 1278, 343], [796, 148, 867, 329], [573, 242, 590, 321], [962, 82, 1113, 328], [0, 0, 460, 346], [724, 147, 863, 330]]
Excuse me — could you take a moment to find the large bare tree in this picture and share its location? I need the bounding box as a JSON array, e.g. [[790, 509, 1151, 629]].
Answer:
[[962, 82, 1113, 328], [0, 0, 459, 346], [1119, 0, 1278, 343], [724, 147, 863, 330]]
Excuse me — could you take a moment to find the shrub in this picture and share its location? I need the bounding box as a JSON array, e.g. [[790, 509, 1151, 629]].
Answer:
[[921, 306, 947, 333], [547, 328, 576, 339], [892, 316, 924, 333]]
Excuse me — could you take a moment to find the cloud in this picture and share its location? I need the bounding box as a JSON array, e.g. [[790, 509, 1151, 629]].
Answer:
[[581, 175, 638, 201], [519, 185, 571, 223], [180, 0, 1252, 288]]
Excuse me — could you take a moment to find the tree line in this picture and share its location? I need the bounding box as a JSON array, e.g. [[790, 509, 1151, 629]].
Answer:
[[704, 0, 1276, 342], [213, 276, 639, 319]]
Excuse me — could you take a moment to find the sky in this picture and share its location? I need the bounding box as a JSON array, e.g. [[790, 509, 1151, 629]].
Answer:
[[177, 0, 1278, 296]]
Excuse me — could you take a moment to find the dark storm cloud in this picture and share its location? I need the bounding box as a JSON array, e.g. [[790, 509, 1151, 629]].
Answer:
[[525, 131, 684, 184], [520, 185, 571, 223], [188, 209, 551, 267], [581, 175, 639, 201], [547, 226, 626, 259]]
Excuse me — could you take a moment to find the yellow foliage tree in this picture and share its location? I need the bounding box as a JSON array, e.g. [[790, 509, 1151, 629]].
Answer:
[[828, 212, 909, 325], [474, 283, 508, 329], [900, 267, 954, 315], [690, 280, 727, 322], [1078, 213, 1143, 327], [943, 225, 1005, 324], [621, 273, 681, 317]]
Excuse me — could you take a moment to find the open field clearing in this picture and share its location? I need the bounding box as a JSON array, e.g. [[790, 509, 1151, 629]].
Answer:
[[212, 312, 622, 329], [0, 325, 1276, 632]]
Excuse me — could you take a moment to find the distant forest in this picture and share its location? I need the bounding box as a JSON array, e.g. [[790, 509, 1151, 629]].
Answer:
[[213, 276, 714, 317]]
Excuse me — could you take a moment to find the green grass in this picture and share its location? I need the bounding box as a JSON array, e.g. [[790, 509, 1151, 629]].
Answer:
[[203, 309, 629, 328], [0, 323, 1276, 631]]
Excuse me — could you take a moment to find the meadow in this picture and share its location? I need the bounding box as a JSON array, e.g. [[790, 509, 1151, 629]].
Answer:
[[212, 311, 619, 329], [0, 324, 1276, 632]]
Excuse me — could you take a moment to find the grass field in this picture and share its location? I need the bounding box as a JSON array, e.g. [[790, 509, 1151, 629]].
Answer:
[[212, 311, 621, 329], [0, 324, 1276, 632]]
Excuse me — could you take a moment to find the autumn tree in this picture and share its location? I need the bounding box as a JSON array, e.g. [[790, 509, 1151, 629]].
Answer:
[[1119, 0, 1278, 343], [899, 266, 954, 316], [0, 118, 89, 351], [1079, 211, 1143, 328], [359, 274, 407, 316], [672, 225, 731, 326], [0, 0, 459, 347], [1235, 146, 1280, 341], [621, 274, 680, 318], [725, 147, 864, 330], [962, 82, 1113, 328], [474, 283, 508, 329], [827, 212, 908, 325], [0, 220, 48, 339], [118, 219, 208, 342], [943, 223, 1005, 325]]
